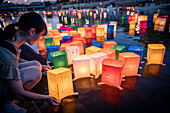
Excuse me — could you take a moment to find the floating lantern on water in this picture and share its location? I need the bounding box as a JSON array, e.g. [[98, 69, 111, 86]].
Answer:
[[96, 27, 105, 44], [66, 46, 79, 65], [100, 49, 115, 59], [73, 55, 90, 79], [158, 18, 166, 32], [50, 50, 68, 68], [109, 21, 117, 32], [128, 46, 144, 65], [154, 18, 161, 31], [71, 41, 84, 55], [85, 46, 101, 55], [140, 21, 147, 29], [85, 27, 93, 38], [119, 52, 140, 77], [91, 25, 98, 39], [111, 45, 125, 60], [141, 15, 148, 21], [103, 41, 117, 50], [102, 58, 124, 87], [46, 45, 60, 61], [100, 24, 107, 34], [143, 64, 162, 77], [89, 52, 107, 78], [72, 32, 82, 42], [147, 44, 165, 64], [44, 37, 53, 47], [58, 29, 66, 33], [153, 13, 159, 23], [47, 67, 74, 100]]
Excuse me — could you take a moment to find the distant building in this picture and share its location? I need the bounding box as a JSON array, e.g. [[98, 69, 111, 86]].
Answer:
[[115, 0, 136, 6]]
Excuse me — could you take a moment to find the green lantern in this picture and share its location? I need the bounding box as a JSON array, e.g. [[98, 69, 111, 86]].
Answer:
[[67, 26, 77, 31], [111, 45, 125, 60], [45, 37, 53, 47], [50, 50, 68, 69], [122, 15, 126, 23]]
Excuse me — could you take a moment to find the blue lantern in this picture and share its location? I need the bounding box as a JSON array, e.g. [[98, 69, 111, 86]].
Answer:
[[46, 45, 60, 61]]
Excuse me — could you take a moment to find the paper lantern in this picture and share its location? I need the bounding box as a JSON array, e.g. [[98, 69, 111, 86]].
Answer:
[[109, 21, 117, 31], [141, 15, 148, 21], [91, 42, 102, 48], [37, 38, 47, 59], [47, 24, 52, 33], [96, 27, 105, 36], [85, 46, 101, 55], [119, 52, 140, 77], [70, 31, 78, 36], [158, 18, 166, 32], [147, 44, 165, 64], [153, 13, 159, 23], [66, 28, 74, 31], [143, 64, 162, 77], [102, 58, 124, 87], [121, 76, 137, 90], [56, 24, 62, 29], [85, 27, 92, 38], [129, 21, 136, 30], [72, 32, 82, 42], [44, 37, 53, 47], [53, 35, 63, 45], [60, 33, 69, 36], [62, 36, 72, 43], [50, 30, 60, 37], [47, 67, 74, 100], [103, 41, 117, 50], [89, 52, 107, 78], [101, 85, 122, 105], [46, 45, 60, 61], [129, 29, 135, 36], [71, 41, 84, 55], [73, 55, 90, 79], [58, 29, 66, 33], [140, 21, 147, 29], [137, 16, 142, 25], [96, 36, 105, 44], [100, 25, 107, 34], [100, 49, 115, 59], [139, 28, 146, 35], [107, 25, 114, 33], [128, 46, 144, 65], [111, 45, 125, 60], [91, 25, 98, 39], [155, 18, 161, 25], [66, 46, 79, 65], [78, 27, 85, 37], [50, 50, 68, 68]]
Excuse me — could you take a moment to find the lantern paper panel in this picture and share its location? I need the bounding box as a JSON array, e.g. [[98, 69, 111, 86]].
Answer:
[[96, 36, 105, 44], [154, 24, 159, 31], [71, 41, 84, 55], [50, 30, 60, 37], [37, 38, 46, 51], [129, 21, 136, 30], [85, 28, 93, 38], [109, 21, 117, 31], [99, 25, 107, 34], [72, 32, 82, 41], [103, 41, 117, 50], [111, 45, 126, 60], [141, 15, 148, 21], [158, 18, 166, 32], [60, 43, 71, 51], [153, 13, 159, 23], [46, 45, 60, 61], [119, 52, 140, 77], [66, 46, 79, 65], [45, 37, 53, 47], [89, 52, 107, 78], [50, 50, 68, 68], [102, 59, 124, 87], [47, 68, 74, 100], [129, 29, 135, 36], [78, 27, 85, 37], [53, 35, 63, 45], [96, 27, 105, 36], [158, 25, 166, 32], [73, 55, 91, 79], [100, 49, 115, 59], [147, 44, 165, 64], [155, 18, 161, 25], [143, 64, 162, 77], [85, 46, 102, 55], [107, 25, 114, 33], [70, 31, 78, 36]]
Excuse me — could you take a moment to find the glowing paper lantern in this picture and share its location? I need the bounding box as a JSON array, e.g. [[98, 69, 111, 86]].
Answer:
[[66, 46, 79, 65], [85, 27, 92, 38], [147, 44, 165, 64], [100, 25, 107, 34], [70, 30, 78, 36], [72, 32, 82, 42], [44, 37, 53, 47], [102, 58, 124, 87], [78, 27, 85, 37], [103, 41, 117, 50], [50, 50, 68, 68], [96, 27, 105, 36], [89, 52, 107, 78], [46, 45, 60, 61], [37, 38, 47, 59], [154, 18, 161, 31], [143, 64, 162, 77], [47, 67, 74, 100], [129, 21, 136, 30], [140, 21, 147, 29], [153, 13, 159, 23], [85, 46, 101, 55], [51, 30, 60, 37], [71, 41, 84, 55], [73, 55, 90, 79], [109, 21, 117, 31], [141, 15, 148, 21], [158, 18, 166, 32], [111, 45, 125, 60], [100, 49, 115, 59], [119, 52, 140, 77], [62, 36, 72, 43], [139, 28, 146, 35], [53, 35, 63, 45], [47, 24, 52, 33], [91, 25, 98, 39], [129, 29, 135, 35], [137, 16, 142, 25], [128, 46, 144, 65]]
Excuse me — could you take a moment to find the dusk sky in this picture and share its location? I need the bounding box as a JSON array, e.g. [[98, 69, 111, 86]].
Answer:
[[4, 0, 56, 4]]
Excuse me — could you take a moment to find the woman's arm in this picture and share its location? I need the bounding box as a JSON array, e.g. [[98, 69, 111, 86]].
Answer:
[[8, 79, 60, 106]]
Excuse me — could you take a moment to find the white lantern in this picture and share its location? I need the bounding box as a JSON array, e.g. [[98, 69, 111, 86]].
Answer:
[[66, 46, 79, 65]]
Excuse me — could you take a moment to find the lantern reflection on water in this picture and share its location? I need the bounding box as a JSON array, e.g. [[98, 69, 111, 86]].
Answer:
[[85, 46, 102, 55], [102, 59, 124, 87], [47, 67, 74, 100], [111, 45, 125, 60], [66, 46, 79, 65], [143, 64, 162, 77], [119, 52, 140, 77], [89, 52, 107, 78], [121, 76, 137, 90], [73, 55, 90, 79], [147, 44, 165, 64], [129, 29, 135, 35], [51, 50, 68, 68]]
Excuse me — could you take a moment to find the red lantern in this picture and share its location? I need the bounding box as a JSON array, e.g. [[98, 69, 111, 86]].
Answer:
[[37, 38, 47, 59], [102, 58, 124, 87]]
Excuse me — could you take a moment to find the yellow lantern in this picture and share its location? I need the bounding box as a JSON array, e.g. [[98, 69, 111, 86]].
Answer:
[[103, 41, 117, 50], [47, 67, 74, 100], [96, 36, 105, 44], [96, 27, 105, 36], [129, 29, 135, 36], [141, 15, 148, 21], [85, 46, 101, 55], [119, 52, 140, 77], [100, 25, 107, 34], [158, 18, 166, 32], [90, 12, 92, 17], [129, 21, 136, 30], [73, 55, 90, 79], [53, 35, 63, 45], [78, 27, 85, 37], [89, 52, 107, 78], [153, 13, 159, 23], [154, 24, 159, 31], [147, 44, 165, 64], [66, 46, 79, 65], [47, 24, 52, 33]]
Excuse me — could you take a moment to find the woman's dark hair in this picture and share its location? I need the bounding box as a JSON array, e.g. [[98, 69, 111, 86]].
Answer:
[[0, 12, 47, 41]]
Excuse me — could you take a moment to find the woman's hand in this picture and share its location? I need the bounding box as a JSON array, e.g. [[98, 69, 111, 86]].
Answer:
[[42, 65, 52, 71], [47, 96, 61, 106]]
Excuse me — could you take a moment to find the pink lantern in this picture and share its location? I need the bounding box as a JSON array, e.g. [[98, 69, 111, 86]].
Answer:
[[140, 21, 147, 29], [139, 28, 146, 35], [102, 58, 124, 87]]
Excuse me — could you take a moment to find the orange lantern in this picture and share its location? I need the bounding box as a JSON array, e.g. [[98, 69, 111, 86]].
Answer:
[[51, 30, 60, 37], [59, 43, 71, 51], [85, 27, 92, 38], [153, 13, 159, 23], [102, 58, 124, 87], [70, 30, 78, 36], [103, 41, 117, 50], [53, 35, 63, 45], [154, 18, 161, 31], [129, 29, 135, 36], [100, 49, 115, 59], [72, 32, 82, 42], [71, 41, 84, 55], [119, 52, 140, 77], [158, 18, 166, 32], [47, 24, 52, 33], [85, 46, 101, 55], [147, 44, 165, 64], [47, 68, 74, 100], [73, 55, 90, 79], [37, 38, 47, 59], [96, 27, 105, 36]]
